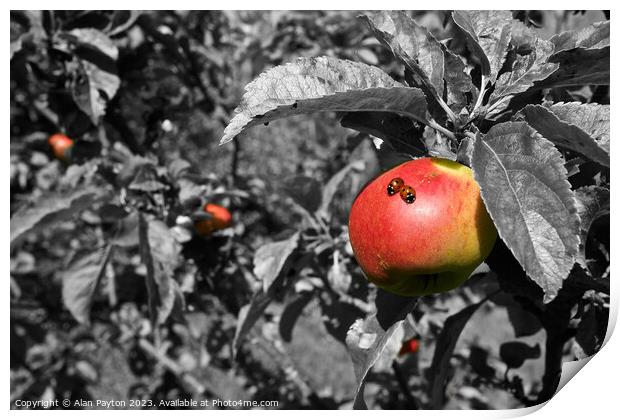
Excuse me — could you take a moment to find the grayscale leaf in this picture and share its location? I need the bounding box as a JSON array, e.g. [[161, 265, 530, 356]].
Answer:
[[361, 11, 445, 97], [340, 112, 427, 156], [574, 186, 610, 269], [537, 22, 610, 89], [220, 57, 427, 144], [11, 187, 108, 246], [234, 231, 301, 356], [522, 103, 609, 167], [346, 291, 418, 409], [452, 10, 512, 82], [70, 59, 120, 124], [254, 231, 301, 292], [140, 218, 184, 324], [550, 21, 610, 54], [472, 122, 580, 302], [62, 246, 112, 325], [68, 28, 119, 60], [428, 296, 489, 408], [442, 47, 473, 110], [491, 39, 558, 102], [542, 47, 609, 87]]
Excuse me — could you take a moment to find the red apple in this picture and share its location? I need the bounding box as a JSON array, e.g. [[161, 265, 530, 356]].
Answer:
[[398, 338, 420, 356], [48, 133, 74, 162], [194, 203, 233, 236], [348, 157, 497, 296]]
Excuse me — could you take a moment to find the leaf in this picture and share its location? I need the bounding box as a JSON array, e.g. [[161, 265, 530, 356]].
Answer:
[[139, 217, 184, 325], [451, 10, 512, 82], [11, 11, 46, 59], [574, 186, 610, 269], [282, 176, 323, 213], [361, 11, 472, 111], [317, 160, 365, 219], [472, 122, 580, 302], [345, 290, 418, 409], [499, 341, 541, 369], [322, 300, 368, 344], [327, 250, 352, 294], [74, 360, 99, 383], [112, 211, 139, 248], [253, 232, 301, 292], [545, 103, 610, 149], [510, 20, 538, 53], [340, 111, 427, 156], [428, 296, 489, 408], [234, 231, 302, 356], [232, 291, 272, 358], [70, 58, 120, 124], [129, 164, 167, 192], [10, 187, 107, 246], [107, 10, 142, 36], [219, 56, 427, 144], [62, 246, 112, 324], [456, 136, 475, 167], [538, 22, 610, 89], [442, 47, 473, 111], [541, 47, 609, 87], [575, 305, 601, 356], [279, 292, 314, 342], [10, 35, 23, 60], [68, 28, 119, 60], [490, 39, 558, 102], [522, 103, 609, 167], [469, 346, 496, 378], [10, 12, 29, 59], [149, 219, 183, 323], [491, 292, 543, 337], [550, 20, 609, 54], [361, 12, 445, 97], [59, 28, 120, 124]]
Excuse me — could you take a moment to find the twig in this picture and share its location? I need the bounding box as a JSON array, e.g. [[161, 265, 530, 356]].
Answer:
[[178, 36, 216, 113], [392, 361, 420, 409], [337, 294, 374, 314], [436, 97, 458, 125], [138, 213, 161, 347], [231, 139, 240, 186], [426, 118, 457, 141], [138, 338, 213, 396]]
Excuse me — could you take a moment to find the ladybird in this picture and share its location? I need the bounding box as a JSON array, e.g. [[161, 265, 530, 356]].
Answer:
[[387, 177, 404, 196], [400, 185, 416, 204]]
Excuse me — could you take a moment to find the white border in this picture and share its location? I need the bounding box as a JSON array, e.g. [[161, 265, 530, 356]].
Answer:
[[5, 3, 618, 418]]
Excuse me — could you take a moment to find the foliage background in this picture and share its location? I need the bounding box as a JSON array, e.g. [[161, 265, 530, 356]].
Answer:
[[10, 10, 609, 410]]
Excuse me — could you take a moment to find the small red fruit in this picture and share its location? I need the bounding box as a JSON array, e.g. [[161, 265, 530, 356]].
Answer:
[[194, 203, 233, 236], [48, 133, 74, 161], [398, 338, 420, 356], [348, 157, 497, 296]]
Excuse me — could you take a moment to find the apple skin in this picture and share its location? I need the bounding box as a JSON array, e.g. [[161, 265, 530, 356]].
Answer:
[[348, 157, 497, 296], [48, 133, 74, 161], [194, 203, 233, 236]]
